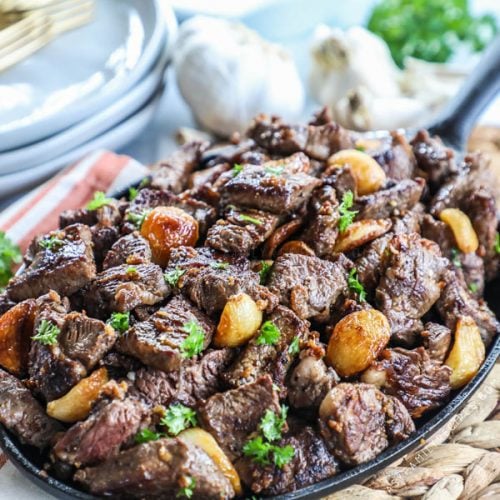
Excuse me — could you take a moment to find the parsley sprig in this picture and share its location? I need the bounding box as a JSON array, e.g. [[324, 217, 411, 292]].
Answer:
[[39, 235, 64, 251], [232, 163, 243, 176], [494, 232, 500, 254], [259, 261, 272, 285], [264, 165, 284, 175], [210, 262, 229, 270], [0, 232, 21, 287], [128, 187, 138, 201], [338, 190, 358, 233], [348, 268, 366, 302], [256, 321, 281, 346], [108, 311, 130, 334], [160, 403, 197, 436], [180, 320, 205, 358], [260, 406, 288, 442], [86, 191, 113, 211], [32, 320, 60, 345], [288, 336, 300, 355], [165, 267, 186, 287], [126, 209, 151, 229], [450, 247, 462, 268], [177, 477, 196, 498], [135, 428, 163, 444], [239, 214, 263, 226]]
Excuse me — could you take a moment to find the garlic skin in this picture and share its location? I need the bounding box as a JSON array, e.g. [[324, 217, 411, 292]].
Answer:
[[174, 16, 304, 137]]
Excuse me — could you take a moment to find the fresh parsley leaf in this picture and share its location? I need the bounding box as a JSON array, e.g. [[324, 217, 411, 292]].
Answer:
[[86, 191, 113, 211], [495, 232, 500, 254], [0, 231, 21, 287], [272, 444, 295, 468], [180, 320, 205, 358], [259, 261, 272, 285], [210, 262, 229, 270], [468, 282, 479, 293], [256, 321, 281, 346], [264, 165, 284, 175], [355, 144, 366, 152], [161, 403, 198, 436], [239, 214, 263, 225], [177, 476, 195, 498], [242, 436, 273, 465], [128, 187, 138, 201], [288, 336, 300, 355], [135, 428, 162, 444], [126, 266, 137, 275], [348, 268, 366, 302], [338, 190, 358, 233], [450, 248, 462, 268], [139, 177, 151, 189], [165, 267, 186, 287], [260, 406, 288, 442], [39, 235, 65, 251], [232, 163, 243, 176], [108, 311, 130, 333], [32, 319, 60, 345], [126, 210, 150, 229]]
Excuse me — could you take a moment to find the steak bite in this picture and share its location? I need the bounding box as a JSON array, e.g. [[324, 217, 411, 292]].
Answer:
[[84, 263, 168, 318], [198, 375, 281, 461], [118, 296, 214, 372], [421, 322, 452, 363], [375, 233, 448, 345], [224, 306, 308, 392], [74, 437, 235, 499], [102, 232, 152, 270], [237, 427, 338, 495], [318, 383, 414, 466], [268, 253, 349, 323], [0, 368, 62, 448], [7, 224, 96, 302]]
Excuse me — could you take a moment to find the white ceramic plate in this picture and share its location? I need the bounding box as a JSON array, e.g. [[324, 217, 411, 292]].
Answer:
[[0, 52, 168, 174], [0, 0, 167, 152], [0, 91, 161, 199]]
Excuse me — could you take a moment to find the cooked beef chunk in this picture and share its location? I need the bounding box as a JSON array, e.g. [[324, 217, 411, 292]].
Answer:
[[103, 232, 152, 269], [421, 322, 452, 363], [369, 132, 416, 181], [175, 192, 218, 236], [220, 159, 321, 214], [198, 375, 281, 461], [150, 141, 208, 193], [411, 129, 457, 188], [364, 348, 452, 418], [288, 355, 338, 410], [268, 253, 349, 322], [318, 383, 414, 465], [91, 225, 119, 269], [237, 427, 338, 495], [421, 214, 456, 257], [134, 348, 234, 408], [0, 368, 62, 448], [224, 306, 308, 392], [322, 164, 357, 198], [305, 122, 355, 160], [200, 138, 267, 168], [74, 437, 235, 499], [84, 263, 168, 318], [0, 292, 16, 315], [354, 178, 425, 220], [7, 224, 96, 301], [60, 202, 123, 229], [190, 162, 231, 189], [118, 296, 214, 372], [376, 233, 447, 345], [206, 206, 280, 255], [436, 271, 499, 347], [53, 397, 148, 467]]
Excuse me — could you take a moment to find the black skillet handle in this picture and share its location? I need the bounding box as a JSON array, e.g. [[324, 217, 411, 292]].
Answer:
[[428, 35, 500, 151]]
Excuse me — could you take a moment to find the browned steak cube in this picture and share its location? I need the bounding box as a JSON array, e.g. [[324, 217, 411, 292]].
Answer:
[[84, 263, 168, 318], [198, 375, 281, 461], [102, 232, 152, 270], [7, 224, 96, 302], [74, 437, 234, 499], [421, 322, 452, 363], [118, 296, 214, 372], [0, 368, 62, 448]]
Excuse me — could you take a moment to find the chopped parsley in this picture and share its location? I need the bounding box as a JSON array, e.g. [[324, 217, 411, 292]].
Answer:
[[450, 248, 462, 268], [180, 320, 205, 358], [128, 187, 138, 201], [273, 445, 295, 468], [239, 214, 263, 226], [126, 209, 150, 229], [259, 261, 272, 285], [165, 267, 185, 287], [288, 336, 300, 355], [355, 144, 366, 152], [161, 403, 198, 436], [495, 232, 500, 254], [108, 311, 130, 333], [32, 320, 60, 345], [260, 405, 288, 442], [210, 262, 229, 270], [264, 165, 285, 175], [177, 476, 195, 498], [242, 437, 294, 469], [348, 268, 366, 302], [135, 428, 163, 444], [255, 321, 281, 346], [338, 190, 358, 233], [139, 177, 151, 189], [468, 282, 479, 293], [232, 163, 243, 176], [0, 231, 21, 287], [86, 191, 113, 211], [39, 236, 64, 251], [126, 266, 137, 275]]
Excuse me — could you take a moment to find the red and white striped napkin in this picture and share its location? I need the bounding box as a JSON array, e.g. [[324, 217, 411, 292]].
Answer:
[[0, 150, 149, 497]]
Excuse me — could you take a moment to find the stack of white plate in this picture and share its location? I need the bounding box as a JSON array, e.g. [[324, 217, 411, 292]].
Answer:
[[0, 0, 176, 198]]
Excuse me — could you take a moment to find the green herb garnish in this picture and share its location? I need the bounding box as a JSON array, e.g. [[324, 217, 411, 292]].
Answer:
[[126, 210, 150, 229], [161, 403, 197, 436], [259, 261, 272, 285], [288, 336, 300, 356], [232, 163, 243, 176], [86, 191, 113, 211], [180, 320, 205, 358], [128, 187, 138, 201], [338, 190, 358, 233], [165, 267, 186, 287], [0, 232, 21, 287], [135, 428, 163, 444], [239, 214, 263, 226], [264, 165, 285, 175], [242, 436, 273, 465], [39, 236, 65, 251], [32, 319, 60, 345], [256, 321, 281, 346], [450, 248, 462, 268], [494, 232, 500, 254], [355, 144, 366, 152], [210, 262, 229, 270], [260, 405, 288, 442], [108, 311, 130, 334], [348, 268, 366, 302], [126, 266, 137, 275], [468, 282, 479, 293], [272, 444, 295, 468], [177, 477, 195, 498]]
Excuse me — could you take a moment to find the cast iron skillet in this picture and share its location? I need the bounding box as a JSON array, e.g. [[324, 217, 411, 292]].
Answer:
[[1, 36, 500, 500]]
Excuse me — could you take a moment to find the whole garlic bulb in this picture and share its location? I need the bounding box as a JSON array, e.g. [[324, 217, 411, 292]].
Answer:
[[174, 16, 304, 137]]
